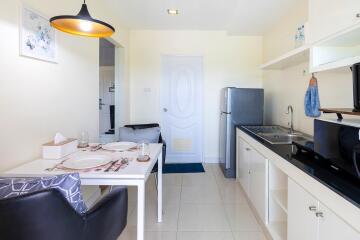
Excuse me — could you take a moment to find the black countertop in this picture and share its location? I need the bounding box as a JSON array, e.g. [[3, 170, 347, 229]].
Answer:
[[238, 126, 360, 208]]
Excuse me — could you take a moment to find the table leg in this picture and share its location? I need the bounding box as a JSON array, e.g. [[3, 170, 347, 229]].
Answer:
[[157, 151, 163, 223], [137, 180, 145, 240]]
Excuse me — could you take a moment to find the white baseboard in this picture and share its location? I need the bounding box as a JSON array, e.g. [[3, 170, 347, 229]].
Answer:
[[203, 157, 219, 163], [164, 157, 219, 164], [165, 159, 202, 164]]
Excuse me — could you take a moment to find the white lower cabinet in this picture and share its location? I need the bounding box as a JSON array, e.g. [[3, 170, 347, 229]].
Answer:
[[249, 145, 268, 223], [237, 137, 268, 223], [318, 203, 360, 240], [236, 130, 359, 240], [288, 179, 319, 240], [288, 178, 360, 240], [237, 138, 251, 196]]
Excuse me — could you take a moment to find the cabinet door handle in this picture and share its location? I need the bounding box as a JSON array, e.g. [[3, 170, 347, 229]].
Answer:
[[356, 13, 360, 18], [248, 170, 251, 174], [309, 206, 317, 211], [245, 148, 251, 151], [315, 212, 324, 218]]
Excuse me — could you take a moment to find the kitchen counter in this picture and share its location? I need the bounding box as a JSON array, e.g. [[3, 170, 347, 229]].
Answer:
[[238, 126, 360, 208]]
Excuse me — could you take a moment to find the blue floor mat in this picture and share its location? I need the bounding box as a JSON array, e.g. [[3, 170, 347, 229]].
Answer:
[[163, 163, 205, 174]]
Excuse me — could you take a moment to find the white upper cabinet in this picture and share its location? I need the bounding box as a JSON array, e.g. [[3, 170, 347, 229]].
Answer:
[[309, 0, 360, 72], [308, 0, 360, 44]]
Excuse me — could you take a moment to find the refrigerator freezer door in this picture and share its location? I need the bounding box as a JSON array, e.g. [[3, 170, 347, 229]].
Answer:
[[230, 88, 264, 125]]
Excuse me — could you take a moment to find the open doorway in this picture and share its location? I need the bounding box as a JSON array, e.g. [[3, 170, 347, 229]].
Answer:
[[99, 39, 116, 143]]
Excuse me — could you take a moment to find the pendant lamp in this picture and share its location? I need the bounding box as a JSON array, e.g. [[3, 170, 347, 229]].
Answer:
[[50, 0, 115, 38]]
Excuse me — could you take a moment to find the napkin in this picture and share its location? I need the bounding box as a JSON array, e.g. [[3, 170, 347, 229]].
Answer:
[[54, 132, 67, 144]]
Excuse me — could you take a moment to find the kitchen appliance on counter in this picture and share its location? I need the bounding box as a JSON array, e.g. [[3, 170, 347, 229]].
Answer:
[[219, 87, 264, 178], [294, 119, 360, 181]]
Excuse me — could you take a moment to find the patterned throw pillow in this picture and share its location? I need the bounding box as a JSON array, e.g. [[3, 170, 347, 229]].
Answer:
[[0, 173, 87, 214]]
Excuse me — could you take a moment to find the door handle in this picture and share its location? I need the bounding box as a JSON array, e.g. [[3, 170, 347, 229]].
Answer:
[[163, 108, 168, 112], [315, 212, 324, 218], [309, 206, 317, 211], [99, 99, 106, 110]]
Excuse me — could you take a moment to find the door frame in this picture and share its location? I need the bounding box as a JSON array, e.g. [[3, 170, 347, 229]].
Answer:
[[160, 54, 204, 163], [99, 38, 126, 141]]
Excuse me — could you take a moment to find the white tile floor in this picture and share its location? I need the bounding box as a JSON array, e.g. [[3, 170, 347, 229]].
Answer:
[[118, 164, 266, 240]]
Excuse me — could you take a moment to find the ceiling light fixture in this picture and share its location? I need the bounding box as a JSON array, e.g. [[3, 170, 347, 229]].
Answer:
[[167, 9, 180, 15], [50, 0, 115, 38]]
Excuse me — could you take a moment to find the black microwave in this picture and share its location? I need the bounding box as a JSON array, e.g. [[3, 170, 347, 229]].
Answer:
[[314, 119, 360, 180]]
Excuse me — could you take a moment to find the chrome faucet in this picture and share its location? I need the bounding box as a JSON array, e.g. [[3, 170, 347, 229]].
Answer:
[[286, 105, 294, 134]]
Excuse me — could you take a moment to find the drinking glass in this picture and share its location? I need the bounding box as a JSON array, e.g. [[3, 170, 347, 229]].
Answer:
[[78, 130, 89, 148], [137, 140, 150, 161]]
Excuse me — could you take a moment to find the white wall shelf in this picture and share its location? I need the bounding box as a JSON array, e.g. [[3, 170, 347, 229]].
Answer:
[[260, 45, 310, 70]]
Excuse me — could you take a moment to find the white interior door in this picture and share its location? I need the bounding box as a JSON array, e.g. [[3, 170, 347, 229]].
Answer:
[[161, 56, 203, 163]]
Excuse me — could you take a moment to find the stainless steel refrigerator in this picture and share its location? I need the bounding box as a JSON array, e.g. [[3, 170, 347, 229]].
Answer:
[[219, 88, 264, 178]]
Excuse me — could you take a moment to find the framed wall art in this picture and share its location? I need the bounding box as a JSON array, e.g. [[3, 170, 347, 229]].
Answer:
[[20, 5, 57, 63]]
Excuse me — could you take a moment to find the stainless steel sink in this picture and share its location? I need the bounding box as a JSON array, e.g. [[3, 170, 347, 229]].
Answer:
[[242, 125, 312, 145], [257, 132, 309, 144]]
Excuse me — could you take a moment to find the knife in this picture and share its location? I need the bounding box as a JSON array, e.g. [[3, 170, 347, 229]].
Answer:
[[104, 160, 119, 172]]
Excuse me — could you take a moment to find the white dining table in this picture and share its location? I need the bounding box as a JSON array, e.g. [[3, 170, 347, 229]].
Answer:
[[2, 143, 163, 240]]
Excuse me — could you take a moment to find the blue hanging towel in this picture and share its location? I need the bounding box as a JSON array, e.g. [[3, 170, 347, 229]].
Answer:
[[305, 74, 321, 117]]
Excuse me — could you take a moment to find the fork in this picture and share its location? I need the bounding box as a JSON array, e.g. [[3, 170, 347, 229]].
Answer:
[[114, 158, 129, 172]]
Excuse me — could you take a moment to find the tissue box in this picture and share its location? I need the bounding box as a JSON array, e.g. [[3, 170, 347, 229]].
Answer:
[[42, 138, 78, 159]]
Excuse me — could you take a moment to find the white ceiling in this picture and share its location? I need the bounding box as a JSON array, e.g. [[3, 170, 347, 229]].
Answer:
[[104, 0, 300, 35]]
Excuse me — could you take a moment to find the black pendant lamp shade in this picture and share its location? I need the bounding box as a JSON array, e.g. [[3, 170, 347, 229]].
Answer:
[[50, 1, 115, 38]]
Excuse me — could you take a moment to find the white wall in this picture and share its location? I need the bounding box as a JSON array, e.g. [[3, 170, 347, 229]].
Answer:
[[263, 1, 308, 62], [129, 30, 263, 162], [263, 66, 353, 135], [0, 0, 129, 171], [262, 0, 354, 135]]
